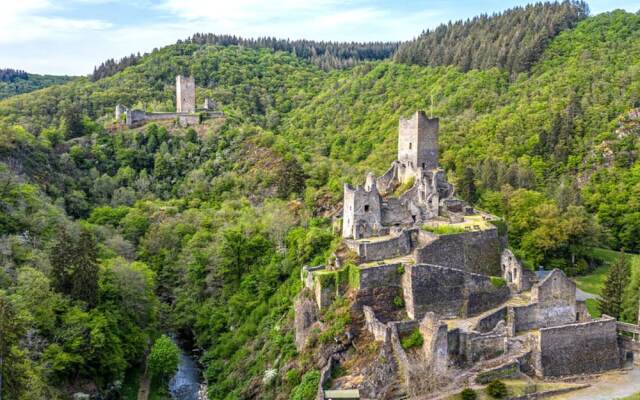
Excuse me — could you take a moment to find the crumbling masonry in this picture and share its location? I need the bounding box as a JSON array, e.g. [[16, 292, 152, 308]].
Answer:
[[296, 111, 638, 399]]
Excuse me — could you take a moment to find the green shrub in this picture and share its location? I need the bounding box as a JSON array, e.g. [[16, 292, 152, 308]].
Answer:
[[318, 297, 351, 343], [401, 329, 424, 350], [347, 263, 360, 289], [461, 388, 477, 400], [486, 380, 508, 398], [393, 295, 404, 308], [490, 276, 506, 288], [393, 176, 415, 196], [489, 219, 508, 236], [396, 264, 405, 275], [286, 369, 301, 386], [291, 370, 320, 400], [148, 335, 180, 382]]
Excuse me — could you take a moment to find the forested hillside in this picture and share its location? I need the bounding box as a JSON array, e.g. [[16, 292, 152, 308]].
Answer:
[[0, 6, 639, 400], [394, 0, 589, 75], [0, 69, 75, 99], [90, 36, 398, 81]]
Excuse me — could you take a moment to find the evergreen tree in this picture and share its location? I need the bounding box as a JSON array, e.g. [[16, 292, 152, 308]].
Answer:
[[50, 228, 100, 307], [71, 230, 99, 307], [458, 167, 478, 203], [0, 293, 25, 400], [599, 252, 631, 319], [621, 259, 640, 323], [50, 228, 75, 295]]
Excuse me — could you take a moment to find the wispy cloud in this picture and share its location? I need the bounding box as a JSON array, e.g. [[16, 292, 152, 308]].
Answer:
[[0, 0, 112, 44]]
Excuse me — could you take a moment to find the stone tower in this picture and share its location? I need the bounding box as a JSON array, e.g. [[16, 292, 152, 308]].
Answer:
[[176, 75, 196, 113], [342, 173, 383, 239], [398, 111, 439, 183]]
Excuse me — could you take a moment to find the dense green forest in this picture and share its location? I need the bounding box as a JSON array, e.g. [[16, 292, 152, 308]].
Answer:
[[0, 69, 75, 100], [0, 5, 640, 400], [394, 0, 589, 75], [90, 36, 399, 81]]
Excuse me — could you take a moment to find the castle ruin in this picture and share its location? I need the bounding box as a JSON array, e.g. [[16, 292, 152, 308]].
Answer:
[[296, 111, 640, 399], [176, 75, 196, 113], [114, 75, 223, 128]]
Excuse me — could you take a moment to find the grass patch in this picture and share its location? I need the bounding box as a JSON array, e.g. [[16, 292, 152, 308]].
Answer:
[[585, 298, 602, 318], [574, 248, 640, 296], [490, 276, 506, 288], [121, 364, 143, 400], [422, 224, 467, 235], [618, 392, 640, 399], [393, 176, 415, 196]]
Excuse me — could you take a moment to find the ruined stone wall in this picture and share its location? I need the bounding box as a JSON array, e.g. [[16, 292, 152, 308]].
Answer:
[[501, 249, 533, 292], [536, 317, 620, 377], [466, 331, 507, 362], [420, 312, 448, 374], [394, 320, 420, 336], [359, 263, 403, 289], [389, 324, 412, 389], [381, 198, 414, 226], [576, 301, 592, 322], [314, 274, 335, 310], [350, 231, 412, 262], [376, 162, 399, 196], [402, 264, 510, 320], [513, 304, 539, 332], [532, 270, 576, 328], [475, 306, 508, 333], [466, 274, 511, 316], [355, 263, 404, 321], [363, 306, 390, 342], [294, 290, 319, 351], [414, 229, 503, 276]]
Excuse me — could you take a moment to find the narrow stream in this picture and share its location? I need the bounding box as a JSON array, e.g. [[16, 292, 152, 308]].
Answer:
[[168, 339, 204, 400]]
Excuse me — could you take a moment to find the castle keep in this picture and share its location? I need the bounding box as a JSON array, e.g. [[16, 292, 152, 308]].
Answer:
[[176, 75, 196, 113], [296, 111, 639, 400], [115, 75, 222, 127]]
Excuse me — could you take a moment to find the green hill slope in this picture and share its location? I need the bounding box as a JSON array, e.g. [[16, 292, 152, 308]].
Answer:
[[0, 69, 75, 99]]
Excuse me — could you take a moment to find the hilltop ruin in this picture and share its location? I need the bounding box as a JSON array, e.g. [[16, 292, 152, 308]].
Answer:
[[114, 75, 223, 128], [295, 111, 640, 399]]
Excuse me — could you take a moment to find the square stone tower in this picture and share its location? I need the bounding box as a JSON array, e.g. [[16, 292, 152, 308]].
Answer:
[[176, 75, 196, 113], [398, 111, 439, 182]]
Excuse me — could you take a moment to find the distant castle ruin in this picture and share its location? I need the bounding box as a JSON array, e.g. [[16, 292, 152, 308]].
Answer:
[[115, 75, 223, 128]]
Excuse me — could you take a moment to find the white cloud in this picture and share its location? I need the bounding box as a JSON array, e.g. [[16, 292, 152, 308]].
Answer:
[[0, 0, 111, 44]]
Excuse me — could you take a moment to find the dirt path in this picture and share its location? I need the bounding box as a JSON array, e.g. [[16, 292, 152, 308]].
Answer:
[[550, 366, 640, 400], [137, 364, 151, 400]]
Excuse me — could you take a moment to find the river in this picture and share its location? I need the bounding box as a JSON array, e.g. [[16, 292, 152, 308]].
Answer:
[[168, 339, 206, 400]]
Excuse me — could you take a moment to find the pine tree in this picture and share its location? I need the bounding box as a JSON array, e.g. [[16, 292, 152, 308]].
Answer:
[[458, 167, 478, 203], [599, 251, 631, 319], [50, 228, 99, 307], [50, 228, 75, 295], [71, 230, 99, 307]]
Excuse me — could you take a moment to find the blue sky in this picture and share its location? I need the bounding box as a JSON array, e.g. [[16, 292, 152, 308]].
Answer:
[[1, 0, 639, 75]]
